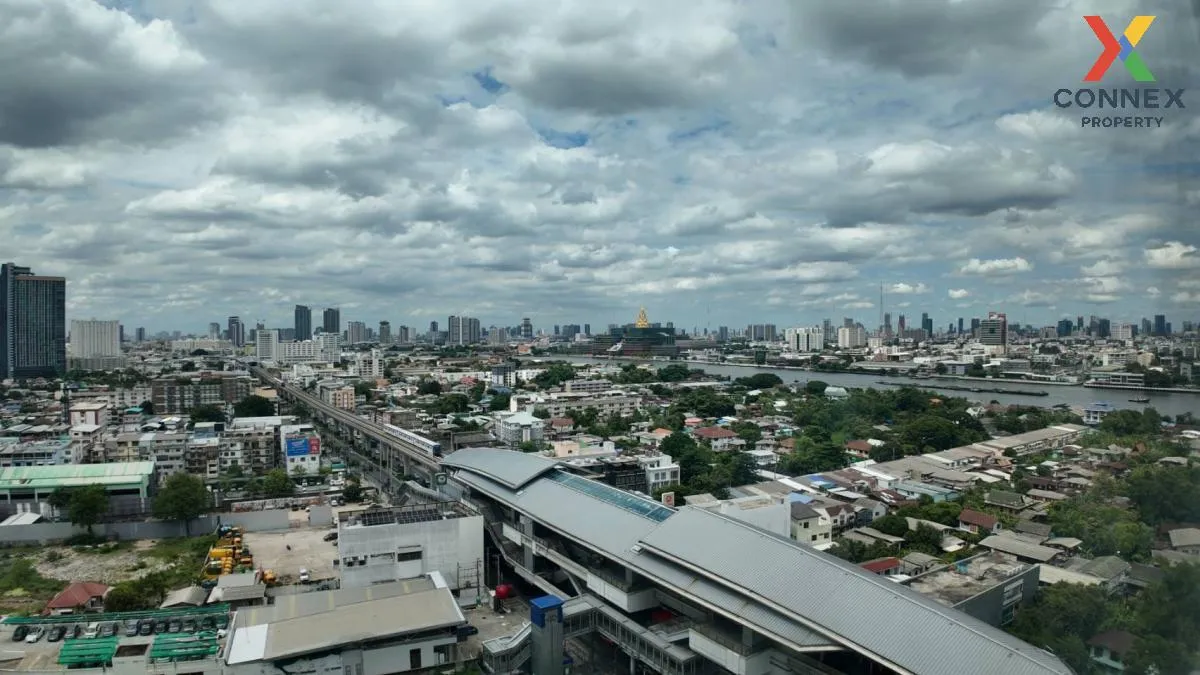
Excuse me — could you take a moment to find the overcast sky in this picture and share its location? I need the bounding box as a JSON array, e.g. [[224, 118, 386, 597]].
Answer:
[[3, 0, 1199, 334]]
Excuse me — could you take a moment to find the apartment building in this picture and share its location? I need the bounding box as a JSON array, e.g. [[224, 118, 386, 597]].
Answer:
[[0, 439, 78, 467], [510, 394, 640, 418], [318, 382, 356, 410], [151, 374, 252, 414], [785, 326, 823, 352], [69, 401, 110, 427], [496, 411, 545, 445], [837, 326, 867, 349], [355, 349, 384, 379]]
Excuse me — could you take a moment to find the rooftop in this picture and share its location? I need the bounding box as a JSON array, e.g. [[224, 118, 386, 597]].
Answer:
[[448, 449, 1073, 675], [0, 462, 155, 490], [338, 501, 476, 527], [907, 553, 1030, 606], [226, 578, 464, 664]]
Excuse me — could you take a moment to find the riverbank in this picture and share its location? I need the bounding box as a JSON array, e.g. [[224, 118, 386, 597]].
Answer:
[[874, 381, 1049, 397], [562, 356, 1199, 418], [1083, 382, 1200, 394]]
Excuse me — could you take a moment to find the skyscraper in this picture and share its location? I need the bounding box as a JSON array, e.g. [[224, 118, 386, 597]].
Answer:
[[295, 305, 313, 341], [520, 317, 533, 340], [979, 312, 1008, 352], [378, 321, 391, 345], [322, 307, 341, 335], [1153, 314, 1166, 336], [227, 316, 245, 348], [347, 321, 367, 344], [1, 262, 67, 380], [70, 320, 121, 358]]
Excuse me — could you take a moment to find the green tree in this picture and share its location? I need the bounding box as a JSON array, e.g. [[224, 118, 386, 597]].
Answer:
[[233, 395, 275, 418], [353, 382, 375, 399], [532, 363, 576, 389], [804, 380, 828, 396], [531, 407, 551, 419], [730, 421, 762, 445], [733, 373, 783, 389], [153, 473, 210, 535], [488, 393, 511, 411], [342, 479, 363, 503], [417, 380, 442, 396], [138, 400, 155, 415], [67, 485, 109, 536], [189, 404, 226, 423], [262, 468, 295, 498]]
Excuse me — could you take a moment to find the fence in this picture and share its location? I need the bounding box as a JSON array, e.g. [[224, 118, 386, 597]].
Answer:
[[230, 495, 327, 512], [0, 509, 292, 545]]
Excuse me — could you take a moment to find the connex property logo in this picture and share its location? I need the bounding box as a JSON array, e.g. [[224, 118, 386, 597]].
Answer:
[[1053, 14, 1185, 129]]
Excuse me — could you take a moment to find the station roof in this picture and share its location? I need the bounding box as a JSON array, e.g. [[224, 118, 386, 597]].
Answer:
[[448, 449, 1073, 675], [0, 462, 155, 491], [441, 447, 561, 489]]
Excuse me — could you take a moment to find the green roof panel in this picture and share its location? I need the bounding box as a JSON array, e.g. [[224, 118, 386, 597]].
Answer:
[[0, 462, 155, 490]]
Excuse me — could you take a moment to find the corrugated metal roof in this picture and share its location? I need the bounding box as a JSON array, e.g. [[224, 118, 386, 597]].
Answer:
[[441, 447, 561, 489], [454, 470, 836, 651], [638, 508, 1071, 675], [0, 462, 155, 489]]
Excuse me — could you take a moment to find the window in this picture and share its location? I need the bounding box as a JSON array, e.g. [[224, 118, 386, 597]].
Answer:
[[409, 648, 422, 670], [397, 550, 422, 562], [803, 521, 810, 528]]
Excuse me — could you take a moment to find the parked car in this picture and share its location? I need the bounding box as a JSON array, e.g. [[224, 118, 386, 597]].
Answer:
[[124, 620, 139, 637], [11, 626, 28, 642], [138, 620, 153, 636], [100, 622, 116, 638], [323, 532, 338, 542], [70, 624, 82, 639], [182, 619, 197, 633], [24, 626, 44, 643], [167, 620, 182, 633], [46, 626, 65, 642], [299, 569, 311, 583], [153, 620, 167, 634], [83, 622, 100, 639]]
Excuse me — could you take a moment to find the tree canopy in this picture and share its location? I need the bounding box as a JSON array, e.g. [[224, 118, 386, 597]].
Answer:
[[188, 404, 225, 423], [153, 473, 210, 535], [62, 485, 109, 535], [262, 468, 295, 497], [233, 395, 274, 418]]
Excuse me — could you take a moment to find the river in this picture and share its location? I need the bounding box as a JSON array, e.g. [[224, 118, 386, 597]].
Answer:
[[561, 357, 1200, 418]]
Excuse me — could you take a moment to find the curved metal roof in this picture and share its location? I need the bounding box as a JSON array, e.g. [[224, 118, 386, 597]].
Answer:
[[440, 447, 561, 490]]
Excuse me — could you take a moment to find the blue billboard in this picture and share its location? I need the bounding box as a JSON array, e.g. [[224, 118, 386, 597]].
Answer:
[[285, 436, 311, 457]]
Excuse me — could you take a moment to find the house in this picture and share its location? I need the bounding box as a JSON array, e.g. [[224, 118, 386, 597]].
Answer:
[[1167, 527, 1200, 554], [984, 489, 1032, 513], [789, 502, 833, 547], [860, 557, 902, 576], [693, 426, 741, 452], [958, 508, 1001, 535], [44, 582, 110, 615], [1013, 520, 1052, 541], [1086, 630, 1136, 674], [844, 440, 873, 460]]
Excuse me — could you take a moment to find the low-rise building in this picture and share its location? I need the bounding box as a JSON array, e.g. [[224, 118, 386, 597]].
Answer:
[[496, 411, 545, 445], [904, 552, 1038, 627]]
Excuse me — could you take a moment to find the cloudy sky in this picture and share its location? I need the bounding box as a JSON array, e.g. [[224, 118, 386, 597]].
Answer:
[[3, 0, 1199, 335]]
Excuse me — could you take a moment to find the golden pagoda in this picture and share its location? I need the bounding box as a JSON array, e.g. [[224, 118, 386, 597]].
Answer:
[[635, 307, 650, 328], [589, 306, 677, 357]]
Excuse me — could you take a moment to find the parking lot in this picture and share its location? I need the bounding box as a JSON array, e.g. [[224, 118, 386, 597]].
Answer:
[[242, 527, 338, 584]]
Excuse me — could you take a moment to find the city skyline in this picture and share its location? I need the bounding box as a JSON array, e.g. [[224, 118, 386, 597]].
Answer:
[[4, 0, 1198, 332]]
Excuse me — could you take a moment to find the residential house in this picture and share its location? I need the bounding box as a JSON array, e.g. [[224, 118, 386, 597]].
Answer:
[[958, 509, 1001, 535], [860, 557, 902, 576], [44, 582, 110, 616], [1026, 489, 1070, 505], [693, 426, 742, 452], [810, 501, 856, 534], [1068, 556, 1131, 593], [1086, 630, 1136, 674], [844, 440, 873, 460], [852, 497, 887, 526], [1167, 528, 1200, 554], [984, 490, 1033, 513], [789, 502, 833, 547]]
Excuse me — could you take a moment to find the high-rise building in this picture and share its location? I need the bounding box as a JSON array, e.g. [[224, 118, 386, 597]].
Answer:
[[837, 326, 867, 349], [957, 317, 964, 335], [970, 317, 981, 336], [322, 307, 341, 335], [397, 325, 411, 344], [227, 316, 245, 348], [378, 321, 391, 345], [583, 323, 591, 336], [520, 317, 533, 340], [135, 327, 146, 343], [1056, 319, 1074, 337], [255, 329, 279, 362], [1, 262, 67, 380], [920, 313, 933, 337], [1153, 314, 1167, 336], [883, 312, 892, 336], [295, 305, 313, 341], [347, 321, 367, 344], [208, 322, 221, 340], [786, 326, 823, 352], [70, 319, 121, 358], [979, 312, 1008, 352]]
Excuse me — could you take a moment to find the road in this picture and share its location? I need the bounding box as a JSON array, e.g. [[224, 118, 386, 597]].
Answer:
[[250, 367, 443, 491]]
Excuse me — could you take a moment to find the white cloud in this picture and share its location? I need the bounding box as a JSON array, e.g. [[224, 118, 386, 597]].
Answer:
[[957, 257, 1033, 276], [1144, 242, 1200, 269], [1, 0, 1194, 330]]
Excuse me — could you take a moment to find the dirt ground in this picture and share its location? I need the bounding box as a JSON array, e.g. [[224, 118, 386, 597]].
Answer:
[[242, 527, 338, 583], [31, 545, 174, 586]]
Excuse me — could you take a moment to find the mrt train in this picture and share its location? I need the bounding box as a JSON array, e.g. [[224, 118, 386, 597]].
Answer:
[[382, 423, 442, 457]]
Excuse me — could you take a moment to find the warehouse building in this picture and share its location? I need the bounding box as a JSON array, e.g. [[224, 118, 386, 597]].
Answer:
[[0, 462, 156, 516]]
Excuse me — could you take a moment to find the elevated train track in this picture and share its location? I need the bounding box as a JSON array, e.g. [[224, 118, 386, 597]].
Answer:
[[250, 367, 443, 483]]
